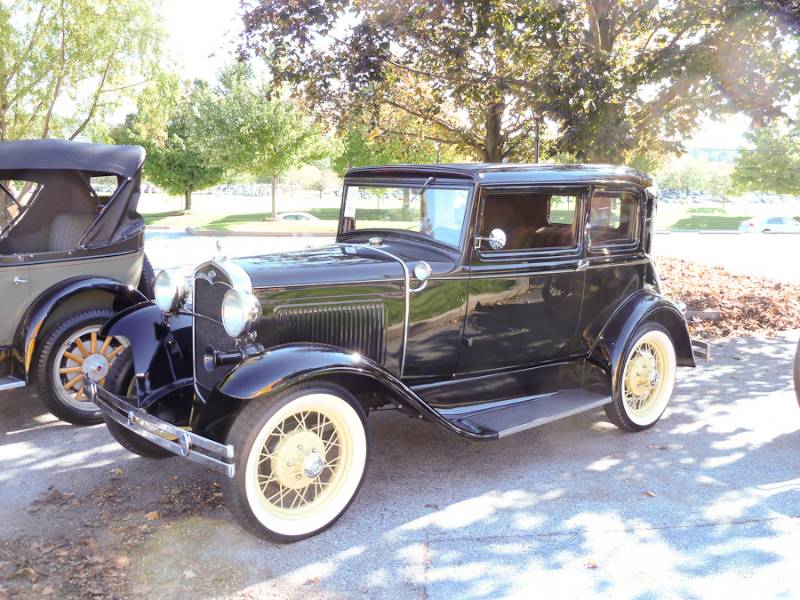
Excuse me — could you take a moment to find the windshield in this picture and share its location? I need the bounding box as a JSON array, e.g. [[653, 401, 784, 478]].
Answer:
[[341, 184, 470, 247]]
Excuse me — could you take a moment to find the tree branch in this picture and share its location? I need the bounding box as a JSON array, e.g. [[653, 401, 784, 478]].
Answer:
[[41, 1, 66, 138], [69, 42, 119, 140]]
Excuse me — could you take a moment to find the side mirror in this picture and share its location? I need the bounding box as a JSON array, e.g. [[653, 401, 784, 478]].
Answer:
[[474, 228, 507, 251]]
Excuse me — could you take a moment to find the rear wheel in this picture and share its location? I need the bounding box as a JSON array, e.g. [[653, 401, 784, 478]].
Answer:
[[35, 308, 126, 425], [103, 350, 173, 459], [224, 382, 369, 543], [605, 323, 677, 432]]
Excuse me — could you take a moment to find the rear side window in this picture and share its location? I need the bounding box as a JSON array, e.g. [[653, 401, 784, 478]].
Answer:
[[589, 191, 638, 247], [0, 179, 43, 233], [480, 189, 580, 251]]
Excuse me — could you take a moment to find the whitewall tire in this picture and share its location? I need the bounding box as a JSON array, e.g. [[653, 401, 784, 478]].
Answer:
[[605, 324, 677, 432], [224, 382, 369, 543]]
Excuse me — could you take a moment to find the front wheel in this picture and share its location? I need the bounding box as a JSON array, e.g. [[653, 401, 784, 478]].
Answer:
[[605, 323, 677, 432], [35, 308, 127, 425], [224, 382, 369, 543]]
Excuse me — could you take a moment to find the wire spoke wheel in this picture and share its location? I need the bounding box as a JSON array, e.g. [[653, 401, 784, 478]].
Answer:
[[52, 325, 127, 411], [233, 387, 368, 542], [619, 327, 676, 427]]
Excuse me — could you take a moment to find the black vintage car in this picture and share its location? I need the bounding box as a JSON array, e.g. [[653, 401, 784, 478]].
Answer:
[[1, 140, 153, 425], [88, 164, 705, 542]]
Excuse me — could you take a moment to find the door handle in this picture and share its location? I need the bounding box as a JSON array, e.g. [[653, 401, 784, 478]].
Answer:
[[13, 276, 28, 285], [576, 259, 589, 272]]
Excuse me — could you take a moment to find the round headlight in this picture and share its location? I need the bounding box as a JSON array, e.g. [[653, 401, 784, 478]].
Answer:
[[221, 288, 261, 338], [154, 270, 187, 313], [414, 260, 432, 282]]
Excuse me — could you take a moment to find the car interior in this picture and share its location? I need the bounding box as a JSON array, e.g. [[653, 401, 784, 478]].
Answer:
[[0, 170, 110, 256]]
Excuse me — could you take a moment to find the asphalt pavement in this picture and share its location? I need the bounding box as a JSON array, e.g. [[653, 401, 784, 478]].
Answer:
[[1, 334, 798, 598]]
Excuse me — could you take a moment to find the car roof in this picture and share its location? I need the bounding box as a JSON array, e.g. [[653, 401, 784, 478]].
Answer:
[[346, 163, 653, 187], [0, 139, 145, 178]]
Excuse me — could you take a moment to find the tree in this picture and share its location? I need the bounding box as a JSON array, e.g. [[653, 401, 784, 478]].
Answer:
[[731, 123, 800, 194], [0, 0, 162, 141], [114, 76, 225, 211], [241, 1, 800, 164], [210, 64, 326, 218]]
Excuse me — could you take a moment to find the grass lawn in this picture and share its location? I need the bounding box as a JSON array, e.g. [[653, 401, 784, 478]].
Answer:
[[670, 215, 751, 230]]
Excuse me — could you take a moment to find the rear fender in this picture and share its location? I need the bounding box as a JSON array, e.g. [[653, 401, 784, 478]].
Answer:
[[101, 302, 193, 391], [214, 343, 488, 440], [587, 291, 694, 398], [16, 277, 147, 379]]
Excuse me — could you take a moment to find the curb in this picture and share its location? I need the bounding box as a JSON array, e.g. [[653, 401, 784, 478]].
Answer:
[[189, 229, 334, 238]]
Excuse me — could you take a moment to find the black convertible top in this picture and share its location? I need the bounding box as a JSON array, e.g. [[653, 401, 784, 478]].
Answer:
[[0, 139, 145, 178]]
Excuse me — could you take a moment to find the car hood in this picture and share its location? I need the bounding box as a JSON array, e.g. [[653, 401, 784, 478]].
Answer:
[[234, 243, 407, 288]]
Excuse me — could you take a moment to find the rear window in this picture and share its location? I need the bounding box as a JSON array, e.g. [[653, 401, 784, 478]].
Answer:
[[589, 191, 638, 247], [0, 179, 43, 233]]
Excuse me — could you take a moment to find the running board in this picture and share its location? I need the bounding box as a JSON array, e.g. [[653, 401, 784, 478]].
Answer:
[[0, 376, 26, 391], [440, 389, 610, 438]]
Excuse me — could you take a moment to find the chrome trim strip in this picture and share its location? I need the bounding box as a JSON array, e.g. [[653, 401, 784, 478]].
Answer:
[[88, 380, 235, 477], [435, 259, 651, 280], [253, 277, 405, 290], [357, 244, 410, 377]]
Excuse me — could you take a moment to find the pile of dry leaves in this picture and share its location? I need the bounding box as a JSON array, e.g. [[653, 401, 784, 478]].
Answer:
[[657, 257, 800, 339]]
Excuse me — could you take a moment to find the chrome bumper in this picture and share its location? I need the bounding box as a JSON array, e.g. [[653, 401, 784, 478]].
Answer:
[[86, 379, 235, 477]]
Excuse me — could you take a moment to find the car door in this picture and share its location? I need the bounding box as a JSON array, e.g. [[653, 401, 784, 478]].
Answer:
[[579, 186, 648, 340], [0, 258, 30, 346], [457, 186, 587, 374]]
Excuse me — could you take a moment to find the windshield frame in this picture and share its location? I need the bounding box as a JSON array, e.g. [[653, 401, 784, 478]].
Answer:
[[337, 178, 475, 250]]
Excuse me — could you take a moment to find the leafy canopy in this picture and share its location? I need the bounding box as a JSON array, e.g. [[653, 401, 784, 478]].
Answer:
[[0, 0, 162, 141], [731, 122, 800, 194], [241, 0, 800, 164]]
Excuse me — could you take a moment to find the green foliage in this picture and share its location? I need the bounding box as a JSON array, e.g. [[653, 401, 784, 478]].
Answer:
[[656, 157, 733, 196], [0, 0, 162, 141], [242, 1, 800, 164], [113, 75, 225, 210], [670, 215, 750, 230], [731, 123, 800, 194]]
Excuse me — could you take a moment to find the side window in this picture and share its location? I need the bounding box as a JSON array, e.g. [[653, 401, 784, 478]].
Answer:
[[0, 179, 43, 233], [589, 191, 638, 247], [480, 189, 579, 252]]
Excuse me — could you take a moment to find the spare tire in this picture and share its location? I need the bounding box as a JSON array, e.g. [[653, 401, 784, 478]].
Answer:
[[138, 253, 155, 299]]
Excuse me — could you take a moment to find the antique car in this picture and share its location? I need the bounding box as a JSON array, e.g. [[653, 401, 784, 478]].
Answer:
[[0, 139, 154, 424], [88, 163, 706, 542]]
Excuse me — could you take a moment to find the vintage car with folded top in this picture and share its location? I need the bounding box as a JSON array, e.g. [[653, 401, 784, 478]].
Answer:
[[0, 140, 154, 425], [88, 163, 707, 542]]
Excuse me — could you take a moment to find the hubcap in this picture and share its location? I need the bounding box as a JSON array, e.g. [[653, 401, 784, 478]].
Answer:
[[53, 326, 126, 410]]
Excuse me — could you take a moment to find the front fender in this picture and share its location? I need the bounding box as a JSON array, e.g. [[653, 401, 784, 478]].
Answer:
[[17, 276, 146, 376], [101, 302, 193, 386], [216, 343, 488, 440], [588, 291, 694, 398]]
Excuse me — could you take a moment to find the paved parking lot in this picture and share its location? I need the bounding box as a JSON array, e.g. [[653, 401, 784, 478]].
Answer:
[[2, 333, 798, 598]]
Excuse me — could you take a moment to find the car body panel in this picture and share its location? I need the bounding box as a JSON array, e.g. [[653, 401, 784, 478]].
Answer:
[[89, 163, 696, 449]]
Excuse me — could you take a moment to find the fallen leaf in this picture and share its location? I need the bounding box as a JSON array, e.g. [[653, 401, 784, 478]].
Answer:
[[113, 555, 130, 568], [644, 491, 657, 498], [41, 586, 55, 596], [183, 569, 196, 580], [110, 468, 124, 477], [144, 511, 160, 521], [585, 559, 599, 569]]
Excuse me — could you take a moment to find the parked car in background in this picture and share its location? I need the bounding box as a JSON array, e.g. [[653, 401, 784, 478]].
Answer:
[[276, 212, 320, 221], [89, 163, 705, 542], [738, 216, 800, 233], [0, 140, 154, 424]]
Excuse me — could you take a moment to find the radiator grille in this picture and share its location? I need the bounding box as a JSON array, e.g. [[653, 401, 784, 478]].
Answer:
[[274, 302, 386, 362]]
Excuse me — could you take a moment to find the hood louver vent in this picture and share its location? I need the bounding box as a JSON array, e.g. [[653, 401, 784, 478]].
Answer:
[[274, 302, 386, 363]]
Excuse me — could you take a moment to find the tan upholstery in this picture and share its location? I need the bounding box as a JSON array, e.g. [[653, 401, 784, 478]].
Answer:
[[48, 213, 95, 251]]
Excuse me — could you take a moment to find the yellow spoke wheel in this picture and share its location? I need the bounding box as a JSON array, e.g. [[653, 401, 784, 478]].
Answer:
[[615, 325, 677, 430], [227, 384, 368, 542]]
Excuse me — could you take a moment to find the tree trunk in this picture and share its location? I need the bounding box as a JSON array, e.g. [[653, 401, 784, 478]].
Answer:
[[482, 103, 506, 163], [184, 188, 192, 212], [271, 175, 277, 219]]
